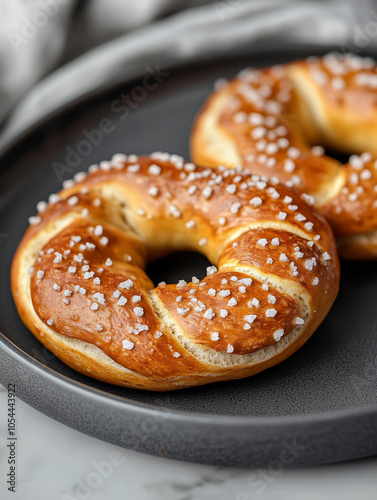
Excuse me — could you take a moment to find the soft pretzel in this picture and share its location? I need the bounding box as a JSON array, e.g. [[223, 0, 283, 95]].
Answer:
[[11, 154, 339, 391], [191, 52, 377, 259]]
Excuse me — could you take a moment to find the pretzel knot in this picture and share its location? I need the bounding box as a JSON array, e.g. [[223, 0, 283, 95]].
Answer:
[[191, 52, 377, 259], [11, 154, 339, 390]]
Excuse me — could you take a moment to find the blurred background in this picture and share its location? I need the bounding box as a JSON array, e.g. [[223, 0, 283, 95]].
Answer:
[[1, 0, 376, 148]]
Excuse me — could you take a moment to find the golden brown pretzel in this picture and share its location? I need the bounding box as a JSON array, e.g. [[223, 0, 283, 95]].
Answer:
[[11, 154, 339, 390], [191, 52, 377, 259]]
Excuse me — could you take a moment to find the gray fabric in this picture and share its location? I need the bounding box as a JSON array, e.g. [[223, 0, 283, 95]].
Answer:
[[0, 0, 376, 149], [0, 0, 211, 124]]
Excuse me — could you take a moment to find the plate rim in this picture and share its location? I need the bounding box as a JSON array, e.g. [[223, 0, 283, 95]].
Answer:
[[2, 329, 377, 427]]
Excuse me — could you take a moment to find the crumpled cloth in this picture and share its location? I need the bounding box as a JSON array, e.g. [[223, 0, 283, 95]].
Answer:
[[0, 0, 376, 148]]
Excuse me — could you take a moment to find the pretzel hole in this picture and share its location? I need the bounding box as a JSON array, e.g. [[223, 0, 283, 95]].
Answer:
[[146, 250, 211, 287], [319, 147, 350, 165]]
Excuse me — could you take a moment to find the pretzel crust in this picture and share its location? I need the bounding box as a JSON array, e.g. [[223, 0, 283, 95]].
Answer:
[[191, 52, 377, 259], [11, 154, 339, 390]]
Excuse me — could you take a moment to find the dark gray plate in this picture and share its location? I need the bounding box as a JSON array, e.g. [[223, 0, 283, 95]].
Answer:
[[1, 48, 377, 467]]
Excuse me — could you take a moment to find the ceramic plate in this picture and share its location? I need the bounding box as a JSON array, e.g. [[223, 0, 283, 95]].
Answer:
[[1, 48, 377, 466]]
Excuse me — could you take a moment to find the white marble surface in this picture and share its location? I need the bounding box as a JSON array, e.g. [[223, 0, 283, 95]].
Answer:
[[0, 384, 377, 500]]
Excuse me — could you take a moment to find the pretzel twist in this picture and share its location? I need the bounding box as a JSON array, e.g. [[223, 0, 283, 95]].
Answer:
[[191, 52, 377, 259], [11, 154, 339, 390]]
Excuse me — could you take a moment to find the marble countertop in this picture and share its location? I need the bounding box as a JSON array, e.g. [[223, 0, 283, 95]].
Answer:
[[0, 384, 376, 500], [0, 385, 377, 500]]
